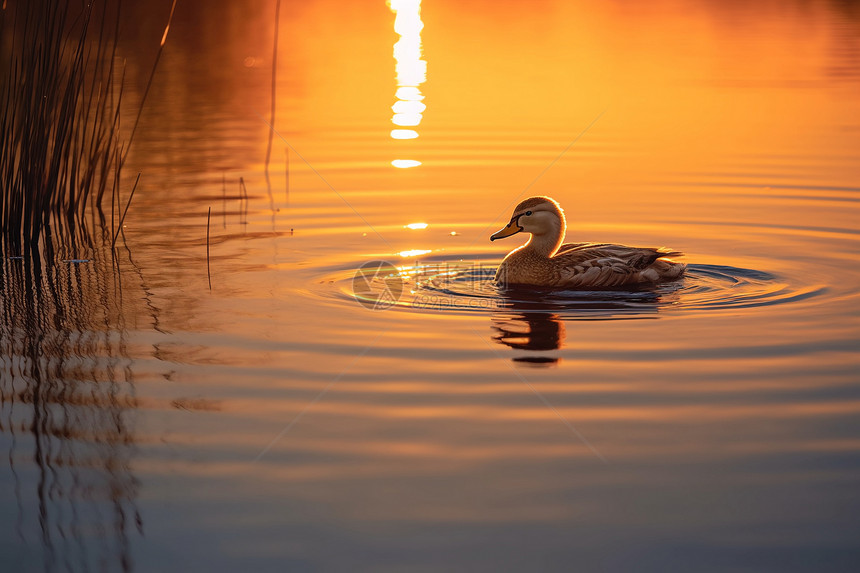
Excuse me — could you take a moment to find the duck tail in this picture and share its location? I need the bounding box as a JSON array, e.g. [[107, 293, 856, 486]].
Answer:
[[656, 247, 684, 258]]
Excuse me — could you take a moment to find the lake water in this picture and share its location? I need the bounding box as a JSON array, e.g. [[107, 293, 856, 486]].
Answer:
[[2, 0, 860, 571]]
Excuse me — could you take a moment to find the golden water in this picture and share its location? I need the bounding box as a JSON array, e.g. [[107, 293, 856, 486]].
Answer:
[[2, 1, 859, 571]]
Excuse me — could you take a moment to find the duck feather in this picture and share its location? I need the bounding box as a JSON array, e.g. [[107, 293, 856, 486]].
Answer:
[[491, 197, 686, 289]]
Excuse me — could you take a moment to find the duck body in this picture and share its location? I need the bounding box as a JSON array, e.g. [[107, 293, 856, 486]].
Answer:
[[491, 196, 685, 289]]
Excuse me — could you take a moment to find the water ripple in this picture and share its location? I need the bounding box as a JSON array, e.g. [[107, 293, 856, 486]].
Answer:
[[321, 259, 827, 320]]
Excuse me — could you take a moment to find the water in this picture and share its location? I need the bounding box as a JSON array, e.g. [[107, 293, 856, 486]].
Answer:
[[2, 0, 860, 571]]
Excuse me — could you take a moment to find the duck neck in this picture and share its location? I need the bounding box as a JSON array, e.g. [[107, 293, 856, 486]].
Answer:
[[524, 219, 564, 258]]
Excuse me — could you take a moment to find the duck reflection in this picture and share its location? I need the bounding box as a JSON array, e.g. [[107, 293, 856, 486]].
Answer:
[[1, 244, 142, 572], [491, 312, 566, 366], [489, 283, 671, 365]]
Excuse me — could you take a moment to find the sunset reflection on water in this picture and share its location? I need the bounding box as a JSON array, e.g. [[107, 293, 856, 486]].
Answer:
[[2, 0, 859, 571], [390, 0, 425, 168]]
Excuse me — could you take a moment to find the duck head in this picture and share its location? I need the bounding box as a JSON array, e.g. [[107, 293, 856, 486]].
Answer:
[[490, 196, 567, 256]]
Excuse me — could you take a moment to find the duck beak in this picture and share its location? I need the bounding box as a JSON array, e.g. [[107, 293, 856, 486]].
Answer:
[[490, 217, 522, 241]]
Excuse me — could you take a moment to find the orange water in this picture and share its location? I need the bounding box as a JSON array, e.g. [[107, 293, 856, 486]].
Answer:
[[2, 1, 860, 571]]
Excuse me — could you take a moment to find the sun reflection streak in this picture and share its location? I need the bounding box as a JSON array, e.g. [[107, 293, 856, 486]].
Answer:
[[389, 0, 425, 167], [392, 159, 422, 168], [392, 100, 426, 114], [399, 249, 432, 257], [391, 129, 419, 139], [392, 113, 422, 126]]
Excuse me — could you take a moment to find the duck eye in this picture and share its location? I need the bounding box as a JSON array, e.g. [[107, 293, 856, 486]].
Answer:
[[525, 210, 532, 216]]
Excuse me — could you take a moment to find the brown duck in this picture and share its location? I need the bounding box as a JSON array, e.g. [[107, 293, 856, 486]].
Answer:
[[490, 196, 686, 288]]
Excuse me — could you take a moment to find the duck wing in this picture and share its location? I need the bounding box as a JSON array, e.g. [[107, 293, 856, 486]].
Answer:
[[552, 244, 684, 288], [556, 243, 682, 265]]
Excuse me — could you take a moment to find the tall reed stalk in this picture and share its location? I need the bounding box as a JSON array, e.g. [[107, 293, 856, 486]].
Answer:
[[0, 0, 173, 253]]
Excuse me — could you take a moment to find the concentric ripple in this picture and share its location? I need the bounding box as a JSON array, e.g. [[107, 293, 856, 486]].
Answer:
[[321, 257, 827, 320]]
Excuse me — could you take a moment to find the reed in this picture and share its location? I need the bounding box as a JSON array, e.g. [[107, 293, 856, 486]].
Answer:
[[206, 205, 211, 289], [0, 1, 174, 252], [111, 171, 139, 247]]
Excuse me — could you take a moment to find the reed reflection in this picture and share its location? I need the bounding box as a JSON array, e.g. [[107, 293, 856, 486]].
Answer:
[[389, 0, 426, 167], [0, 245, 142, 572]]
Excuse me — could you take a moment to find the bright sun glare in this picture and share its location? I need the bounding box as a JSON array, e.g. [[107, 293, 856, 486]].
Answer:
[[398, 249, 432, 258], [389, 0, 424, 168]]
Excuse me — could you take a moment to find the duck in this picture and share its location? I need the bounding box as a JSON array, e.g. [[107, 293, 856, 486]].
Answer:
[[490, 196, 685, 288]]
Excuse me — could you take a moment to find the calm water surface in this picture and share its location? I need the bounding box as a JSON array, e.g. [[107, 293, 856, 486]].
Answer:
[[2, 1, 860, 571]]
